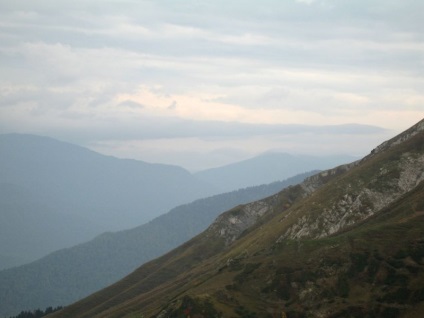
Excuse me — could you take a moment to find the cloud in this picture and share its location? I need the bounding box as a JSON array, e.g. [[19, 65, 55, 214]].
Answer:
[[0, 0, 423, 169], [167, 100, 177, 110], [295, 0, 317, 5], [87, 128, 391, 171], [118, 100, 145, 109]]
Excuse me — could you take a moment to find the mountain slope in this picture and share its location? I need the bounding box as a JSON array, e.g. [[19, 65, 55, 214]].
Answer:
[[0, 172, 316, 318], [0, 134, 215, 231], [0, 134, 350, 270], [195, 152, 356, 192], [0, 134, 217, 268], [47, 119, 424, 318]]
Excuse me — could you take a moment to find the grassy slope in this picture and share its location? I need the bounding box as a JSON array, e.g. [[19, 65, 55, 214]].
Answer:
[[49, 183, 424, 318], [49, 128, 424, 318]]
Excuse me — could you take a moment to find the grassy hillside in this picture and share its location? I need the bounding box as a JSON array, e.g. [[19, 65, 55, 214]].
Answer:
[[50, 185, 424, 317], [48, 119, 424, 318]]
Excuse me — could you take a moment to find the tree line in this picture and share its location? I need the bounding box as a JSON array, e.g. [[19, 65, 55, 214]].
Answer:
[[8, 306, 62, 318]]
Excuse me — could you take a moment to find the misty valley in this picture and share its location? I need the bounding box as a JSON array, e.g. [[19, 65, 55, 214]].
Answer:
[[1, 0, 423, 317], [1, 119, 424, 318], [0, 133, 346, 317]]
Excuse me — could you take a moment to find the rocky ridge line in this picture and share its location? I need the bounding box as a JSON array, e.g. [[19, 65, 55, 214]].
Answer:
[[207, 119, 424, 247]]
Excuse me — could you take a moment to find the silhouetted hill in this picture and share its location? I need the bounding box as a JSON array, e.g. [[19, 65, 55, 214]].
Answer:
[[48, 119, 424, 318], [0, 172, 315, 317]]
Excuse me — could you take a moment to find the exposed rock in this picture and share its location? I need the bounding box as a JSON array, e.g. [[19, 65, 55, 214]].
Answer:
[[207, 200, 273, 245], [367, 118, 424, 158], [280, 151, 424, 241], [300, 162, 358, 197], [276, 120, 424, 242]]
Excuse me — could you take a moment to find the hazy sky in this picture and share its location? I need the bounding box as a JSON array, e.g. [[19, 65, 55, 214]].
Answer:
[[1, 0, 423, 170]]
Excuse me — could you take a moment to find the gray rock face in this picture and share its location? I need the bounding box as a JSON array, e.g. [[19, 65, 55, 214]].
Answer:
[[280, 122, 424, 241], [207, 160, 359, 246], [208, 200, 273, 245], [300, 162, 358, 197], [368, 118, 424, 157], [208, 150, 424, 246], [206, 119, 424, 248]]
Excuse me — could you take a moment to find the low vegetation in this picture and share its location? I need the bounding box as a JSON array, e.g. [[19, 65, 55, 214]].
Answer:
[[8, 306, 62, 318]]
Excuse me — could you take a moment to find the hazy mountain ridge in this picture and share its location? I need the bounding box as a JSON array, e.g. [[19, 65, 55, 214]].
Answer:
[[47, 119, 424, 318], [0, 133, 352, 270], [0, 172, 316, 318], [209, 118, 424, 248], [0, 133, 214, 230], [0, 133, 217, 268], [0, 182, 98, 270], [195, 152, 357, 192]]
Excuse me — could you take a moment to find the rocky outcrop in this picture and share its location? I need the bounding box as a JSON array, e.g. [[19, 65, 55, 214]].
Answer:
[[207, 199, 273, 245], [367, 118, 424, 158], [208, 120, 424, 246], [280, 145, 424, 241], [300, 161, 358, 196], [207, 150, 360, 246]]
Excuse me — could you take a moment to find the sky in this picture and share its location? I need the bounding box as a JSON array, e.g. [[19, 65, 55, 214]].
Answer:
[[0, 0, 423, 171]]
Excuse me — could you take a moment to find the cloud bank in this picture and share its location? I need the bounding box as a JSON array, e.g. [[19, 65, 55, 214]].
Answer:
[[0, 0, 423, 169]]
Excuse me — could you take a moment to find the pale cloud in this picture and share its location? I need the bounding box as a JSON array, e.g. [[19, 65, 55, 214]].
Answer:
[[0, 0, 423, 170], [295, 0, 317, 5], [116, 85, 332, 125], [118, 100, 145, 109], [89, 130, 390, 171]]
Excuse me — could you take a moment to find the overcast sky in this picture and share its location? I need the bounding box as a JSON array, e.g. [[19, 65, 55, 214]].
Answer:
[[1, 0, 423, 170]]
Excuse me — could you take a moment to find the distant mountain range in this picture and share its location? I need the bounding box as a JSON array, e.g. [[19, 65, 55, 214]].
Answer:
[[0, 134, 352, 270], [195, 152, 356, 192], [0, 172, 316, 318], [0, 134, 216, 269], [0, 182, 97, 269], [47, 118, 424, 318]]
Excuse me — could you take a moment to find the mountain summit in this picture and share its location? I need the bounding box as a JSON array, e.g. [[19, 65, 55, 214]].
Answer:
[[49, 119, 424, 318]]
